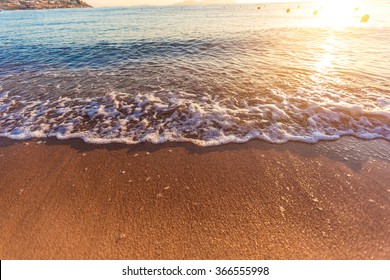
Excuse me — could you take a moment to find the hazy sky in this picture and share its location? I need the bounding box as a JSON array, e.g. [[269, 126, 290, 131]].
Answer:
[[87, 0, 300, 7]]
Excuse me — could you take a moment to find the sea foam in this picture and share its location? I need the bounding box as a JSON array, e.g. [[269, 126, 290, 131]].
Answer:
[[0, 90, 389, 146]]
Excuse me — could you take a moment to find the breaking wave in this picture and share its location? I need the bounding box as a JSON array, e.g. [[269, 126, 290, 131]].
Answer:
[[1, 90, 389, 146]]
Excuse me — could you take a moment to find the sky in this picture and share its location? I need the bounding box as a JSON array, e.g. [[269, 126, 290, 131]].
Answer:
[[87, 0, 302, 7]]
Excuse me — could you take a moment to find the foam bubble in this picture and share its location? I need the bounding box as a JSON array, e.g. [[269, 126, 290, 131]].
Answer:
[[0, 90, 389, 146]]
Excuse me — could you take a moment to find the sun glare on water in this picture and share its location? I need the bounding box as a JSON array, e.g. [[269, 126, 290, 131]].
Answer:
[[316, 0, 364, 29]]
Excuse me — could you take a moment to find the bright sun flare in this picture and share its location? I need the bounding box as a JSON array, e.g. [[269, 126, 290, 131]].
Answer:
[[316, 0, 364, 28], [318, 0, 362, 12]]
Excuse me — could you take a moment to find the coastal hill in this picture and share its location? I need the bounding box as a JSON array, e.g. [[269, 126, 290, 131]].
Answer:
[[0, 0, 91, 10]]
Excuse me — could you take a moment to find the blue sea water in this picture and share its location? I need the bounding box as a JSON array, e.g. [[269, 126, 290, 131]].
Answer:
[[0, 1, 389, 145]]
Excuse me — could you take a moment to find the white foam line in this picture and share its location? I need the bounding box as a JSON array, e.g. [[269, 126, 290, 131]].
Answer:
[[0, 90, 389, 146]]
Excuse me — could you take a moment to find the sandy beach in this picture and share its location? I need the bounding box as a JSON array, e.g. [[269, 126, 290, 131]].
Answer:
[[0, 137, 389, 259]]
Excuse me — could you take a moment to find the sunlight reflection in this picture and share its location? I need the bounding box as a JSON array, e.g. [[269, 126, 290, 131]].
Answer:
[[315, 36, 335, 73]]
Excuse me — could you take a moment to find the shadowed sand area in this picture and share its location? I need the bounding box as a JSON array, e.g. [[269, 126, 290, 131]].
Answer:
[[0, 137, 389, 259]]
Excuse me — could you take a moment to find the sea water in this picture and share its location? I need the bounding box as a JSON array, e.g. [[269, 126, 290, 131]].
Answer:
[[0, 1, 389, 146]]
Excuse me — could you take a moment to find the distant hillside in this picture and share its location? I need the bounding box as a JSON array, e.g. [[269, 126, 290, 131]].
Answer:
[[0, 0, 92, 10]]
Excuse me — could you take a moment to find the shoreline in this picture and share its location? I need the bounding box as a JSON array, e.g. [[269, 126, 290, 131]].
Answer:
[[0, 136, 389, 259], [0, 3, 92, 11], [0, 7, 91, 11]]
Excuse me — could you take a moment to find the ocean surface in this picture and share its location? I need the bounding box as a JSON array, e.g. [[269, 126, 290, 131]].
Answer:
[[0, 1, 389, 146]]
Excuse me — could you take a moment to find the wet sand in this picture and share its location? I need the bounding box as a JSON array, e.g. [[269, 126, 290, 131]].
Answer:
[[0, 137, 389, 259]]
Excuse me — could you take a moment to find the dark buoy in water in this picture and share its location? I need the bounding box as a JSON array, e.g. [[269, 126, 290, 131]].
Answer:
[[313, 10, 318, 15], [361, 14, 370, 23], [286, 8, 290, 13]]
